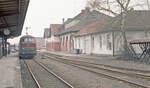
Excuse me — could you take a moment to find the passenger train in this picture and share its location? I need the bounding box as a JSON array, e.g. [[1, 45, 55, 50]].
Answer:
[[19, 35, 36, 59]]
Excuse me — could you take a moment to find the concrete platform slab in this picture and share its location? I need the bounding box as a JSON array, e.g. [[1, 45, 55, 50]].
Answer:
[[0, 54, 22, 88]]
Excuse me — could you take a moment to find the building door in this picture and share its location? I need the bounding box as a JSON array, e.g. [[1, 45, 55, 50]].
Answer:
[[85, 40, 91, 54], [65, 36, 68, 51]]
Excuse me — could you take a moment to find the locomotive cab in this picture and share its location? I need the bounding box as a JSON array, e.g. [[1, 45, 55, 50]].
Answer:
[[19, 35, 36, 59]]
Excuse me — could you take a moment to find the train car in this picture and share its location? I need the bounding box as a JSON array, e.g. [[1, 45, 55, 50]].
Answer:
[[19, 35, 36, 59]]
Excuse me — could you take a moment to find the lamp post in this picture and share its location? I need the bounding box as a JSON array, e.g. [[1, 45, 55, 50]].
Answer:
[[2, 28, 10, 56]]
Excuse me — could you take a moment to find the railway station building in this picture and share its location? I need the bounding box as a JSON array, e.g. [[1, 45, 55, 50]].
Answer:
[[74, 10, 150, 56], [44, 8, 150, 56], [56, 8, 111, 52]]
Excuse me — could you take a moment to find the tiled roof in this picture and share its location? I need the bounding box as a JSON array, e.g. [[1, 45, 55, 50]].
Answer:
[[76, 21, 107, 36], [57, 10, 112, 35], [100, 10, 150, 33], [50, 24, 62, 35]]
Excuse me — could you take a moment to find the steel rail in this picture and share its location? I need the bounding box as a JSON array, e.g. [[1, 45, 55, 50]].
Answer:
[[70, 61, 150, 80], [46, 53, 150, 73], [43, 54, 150, 88], [33, 60, 74, 88], [73, 64, 150, 88], [23, 60, 41, 88], [44, 54, 150, 79]]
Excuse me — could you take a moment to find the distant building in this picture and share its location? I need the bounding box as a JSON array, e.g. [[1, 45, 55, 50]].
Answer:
[[45, 24, 62, 51], [35, 37, 45, 50], [43, 28, 50, 39]]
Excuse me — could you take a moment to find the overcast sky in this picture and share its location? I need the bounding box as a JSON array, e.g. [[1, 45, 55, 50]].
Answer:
[[8, 0, 87, 44], [8, 0, 148, 44]]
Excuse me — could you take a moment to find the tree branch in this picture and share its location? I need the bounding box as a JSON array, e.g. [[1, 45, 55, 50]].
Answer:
[[125, 0, 130, 9], [116, 0, 128, 12], [97, 6, 118, 15]]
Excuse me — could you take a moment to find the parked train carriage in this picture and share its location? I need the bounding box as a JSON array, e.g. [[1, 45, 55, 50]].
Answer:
[[19, 35, 36, 59]]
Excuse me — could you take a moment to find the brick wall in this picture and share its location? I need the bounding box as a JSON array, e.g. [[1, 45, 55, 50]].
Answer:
[[46, 42, 60, 51]]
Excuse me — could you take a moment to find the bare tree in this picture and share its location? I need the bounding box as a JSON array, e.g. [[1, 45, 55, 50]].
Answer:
[[87, 0, 132, 16], [147, 0, 150, 9]]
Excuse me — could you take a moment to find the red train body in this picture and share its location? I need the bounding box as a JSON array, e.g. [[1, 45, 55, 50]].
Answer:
[[19, 35, 36, 59]]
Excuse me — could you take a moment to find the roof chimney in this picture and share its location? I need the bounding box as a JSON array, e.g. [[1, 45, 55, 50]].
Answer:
[[81, 7, 90, 13], [85, 7, 90, 12], [130, 8, 134, 11]]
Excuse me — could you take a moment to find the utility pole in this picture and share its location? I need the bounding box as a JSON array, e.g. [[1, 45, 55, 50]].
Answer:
[[25, 27, 31, 35]]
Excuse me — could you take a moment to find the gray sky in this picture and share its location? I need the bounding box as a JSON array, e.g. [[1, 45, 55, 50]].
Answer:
[[9, 0, 87, 44], [8, 0, 148, 44]]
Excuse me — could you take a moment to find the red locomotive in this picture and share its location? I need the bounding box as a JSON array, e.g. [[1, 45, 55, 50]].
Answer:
[[19, 35, 36, 59]]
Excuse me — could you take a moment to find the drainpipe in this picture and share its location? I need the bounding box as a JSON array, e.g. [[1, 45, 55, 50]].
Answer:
[[4, 37, 7, 56], [112, 32, 115, 56], [2, 36, 5, 56], [90, 35, 92, 55]]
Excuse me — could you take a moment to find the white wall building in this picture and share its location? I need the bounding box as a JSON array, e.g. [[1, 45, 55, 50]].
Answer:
[[75, 10, 150, 56]]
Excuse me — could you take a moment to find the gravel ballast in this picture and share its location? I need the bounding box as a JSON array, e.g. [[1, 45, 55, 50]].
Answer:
[[37, 57, 135, 88]]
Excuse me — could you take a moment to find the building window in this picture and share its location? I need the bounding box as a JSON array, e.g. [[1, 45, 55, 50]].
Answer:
[[75, 38, 77, 48], [60, 38, 62, 45], [63, 37, 65, 46], [48, 29, 51, 38], [66, 36, 68, 48], [107, 33, 112, 50], [71, 39, 74, 49], [92, 36, 94, 48], [79, 38, 80, 48], [99, 35, 102, 49]]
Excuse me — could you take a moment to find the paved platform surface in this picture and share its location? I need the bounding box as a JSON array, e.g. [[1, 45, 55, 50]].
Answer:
[[0, 53, 22, 88]]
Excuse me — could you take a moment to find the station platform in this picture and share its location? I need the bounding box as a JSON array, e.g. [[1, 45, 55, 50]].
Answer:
[[0, 53, 22, 88]]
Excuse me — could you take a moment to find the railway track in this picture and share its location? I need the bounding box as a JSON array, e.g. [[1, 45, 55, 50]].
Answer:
[[46, 53, 150, 74], [43, 54, 150, 78], [20, 60, 40, 88], [23, 60, 41, 88], [23, 59, 74, 88], [43, 53, 150, 88]]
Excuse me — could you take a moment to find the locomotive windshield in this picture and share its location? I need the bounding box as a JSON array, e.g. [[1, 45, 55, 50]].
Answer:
[[21, 37, 34, 43]]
